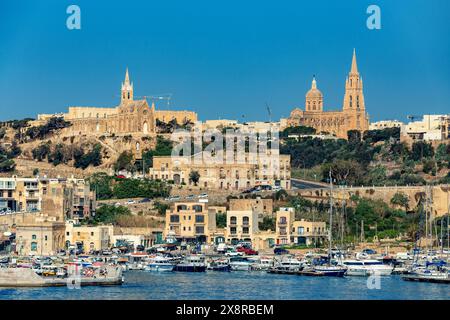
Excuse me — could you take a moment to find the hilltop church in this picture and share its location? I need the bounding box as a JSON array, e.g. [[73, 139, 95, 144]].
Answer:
[[285, 50, 370, 139], [36, 69, 197, 136]]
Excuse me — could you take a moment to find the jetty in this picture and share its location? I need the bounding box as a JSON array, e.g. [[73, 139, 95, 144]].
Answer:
[[0, 266, 123, 287]]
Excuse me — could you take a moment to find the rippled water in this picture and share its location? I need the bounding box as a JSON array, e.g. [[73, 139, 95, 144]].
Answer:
[[0, 271, 448, 300]]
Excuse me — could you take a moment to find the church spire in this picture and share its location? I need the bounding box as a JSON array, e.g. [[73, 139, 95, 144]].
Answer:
[[124, 67, 130, 84], [350, 48, 358, 74], [121, 67, 133, 104]]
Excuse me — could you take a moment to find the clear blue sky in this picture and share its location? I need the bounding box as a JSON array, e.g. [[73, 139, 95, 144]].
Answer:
[[0, 0, 448, 122]]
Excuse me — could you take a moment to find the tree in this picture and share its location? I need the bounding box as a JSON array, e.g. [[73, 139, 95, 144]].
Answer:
[[411, 141, 434, 161], [32, 142, 51, 161], [322, 159, 364, 186], [88, 204, 131, 225], [259, 216, 276, 231], [390, 192, 410, 212], [154, 201, 169, 215], [216, 213, 227, 228], [189, 170, 200, 186], [32, 168, 39, 176], [74, 144, 102, 169], [114, 151, 134, 172]]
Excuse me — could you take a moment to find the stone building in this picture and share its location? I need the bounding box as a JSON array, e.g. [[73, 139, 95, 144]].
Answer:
[[149, 152, 291, 190], [16, 218, 65, 256], [35, 69, 197, 137], [229, 197, 273, 222], [225, 210, 259, 244], [285, 50, 369, 139], [65, 220, 113, 253]]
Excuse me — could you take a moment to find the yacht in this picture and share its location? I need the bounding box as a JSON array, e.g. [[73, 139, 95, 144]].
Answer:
[[342, 259, 393, 276], [253, 257, 275, 271], [145, 256, 174, 272], [268, 258, 304, 274]]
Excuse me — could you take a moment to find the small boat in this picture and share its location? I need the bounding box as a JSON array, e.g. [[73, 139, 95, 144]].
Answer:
[[229, 256, 254, 271], [402, 269, 450, 284], [173, 255, 206, 272], [341, 260, 369, 276], [253, 257, 275, 271], [144, 256, 174, 272]]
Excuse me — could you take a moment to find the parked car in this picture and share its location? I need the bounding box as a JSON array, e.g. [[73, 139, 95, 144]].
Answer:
[[237, 247, 258, 255], [185, 194, 195, 200], [169, 196, 181, 201], [126, 199, 136, 205], [116, 175, 126, 179], [274, 247, 289, 255], [198, 193, 208, 198], [140, 198, 151, 203]]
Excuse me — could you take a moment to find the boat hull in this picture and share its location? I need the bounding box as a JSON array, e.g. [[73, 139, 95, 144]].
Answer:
[[174, 265, 206, 272]]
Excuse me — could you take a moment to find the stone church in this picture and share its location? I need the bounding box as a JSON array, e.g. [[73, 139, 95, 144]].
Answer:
[[286, 50, 369, 139], [36, 69, 197, 136]]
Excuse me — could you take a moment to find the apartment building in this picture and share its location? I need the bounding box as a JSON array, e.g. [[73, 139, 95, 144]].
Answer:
[[275, 207, 295, 245], [0, 176, 96, 221], [401, 114, 450, 143], [275, 208, 327, 246], [225, 210, 259, 244], [229, 197, 273, 222], [164, 202, 216, 243]]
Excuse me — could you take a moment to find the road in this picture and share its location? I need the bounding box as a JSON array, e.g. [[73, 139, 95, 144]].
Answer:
[[291, 178, 327, 190]]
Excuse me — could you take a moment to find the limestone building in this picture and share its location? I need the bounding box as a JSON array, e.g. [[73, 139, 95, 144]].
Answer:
[[35, 69, 197, 136], [285, 50, 369, 139]]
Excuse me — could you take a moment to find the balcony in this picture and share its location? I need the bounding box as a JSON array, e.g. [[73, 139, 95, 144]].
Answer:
[[278, 220, 287, 225]]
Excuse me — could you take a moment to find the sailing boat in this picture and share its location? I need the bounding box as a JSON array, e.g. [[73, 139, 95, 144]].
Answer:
[[311, 170, 347, 277]]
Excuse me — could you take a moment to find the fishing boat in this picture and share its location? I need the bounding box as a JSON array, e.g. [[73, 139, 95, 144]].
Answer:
[[173, 255, 206, 272], [144, 256, 174, 272], [207, 259, 231, 272]]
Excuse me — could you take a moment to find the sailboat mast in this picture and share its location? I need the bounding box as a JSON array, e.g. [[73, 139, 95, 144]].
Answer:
[[328, 169, 333, 262]]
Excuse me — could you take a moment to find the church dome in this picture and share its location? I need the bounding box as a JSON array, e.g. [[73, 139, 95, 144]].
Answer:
[[306, 78, 322, 99]]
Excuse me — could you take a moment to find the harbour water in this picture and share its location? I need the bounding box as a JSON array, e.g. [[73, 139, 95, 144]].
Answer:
[[0, 271, 448, 300]]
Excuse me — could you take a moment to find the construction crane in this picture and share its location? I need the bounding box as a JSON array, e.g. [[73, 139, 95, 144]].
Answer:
[[135, 94, 173, 108], [266, 102, 272, 123], [407, 115, 421, 122]]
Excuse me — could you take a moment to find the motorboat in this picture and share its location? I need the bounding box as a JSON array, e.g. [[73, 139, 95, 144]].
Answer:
[[229, 256, 254, 271], [342, 259, 393, 276], [268, 258, 304, 274], [173, 255, 206, 272], [144, 256, 174, 272]]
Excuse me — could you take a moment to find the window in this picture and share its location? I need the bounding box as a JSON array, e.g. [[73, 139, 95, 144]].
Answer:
[[66, 232, 70, 236], [192, 205, 203, 212], [195, 226, 204, 234], [230, 227, 237, 235], [195, 215, 204, 223], [242, 227, 249, 234], [230, 216, 237, 224], [31, 242, 38, 251], [243, 216, 249, 226], [44, 235, 48, 241], [170, 215, 180, 223], [32, 234, 36, 240], [91, 232, 94, 236], [298, 227, 304, 235]]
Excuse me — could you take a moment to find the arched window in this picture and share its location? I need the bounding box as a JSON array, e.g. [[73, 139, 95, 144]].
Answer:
[[356, 96, 360, 109], [349, 95, 352, 108]]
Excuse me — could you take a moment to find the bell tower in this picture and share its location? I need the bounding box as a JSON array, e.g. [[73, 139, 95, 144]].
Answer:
[[121, 68, 133, 104], [343, 49, 365, 112]]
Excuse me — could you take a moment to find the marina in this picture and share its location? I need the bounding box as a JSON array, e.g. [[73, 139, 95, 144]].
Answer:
[[0, 270, 448, 300]]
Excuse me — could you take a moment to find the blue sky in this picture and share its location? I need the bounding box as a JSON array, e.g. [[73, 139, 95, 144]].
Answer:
[[0, 0, 448, 122]]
